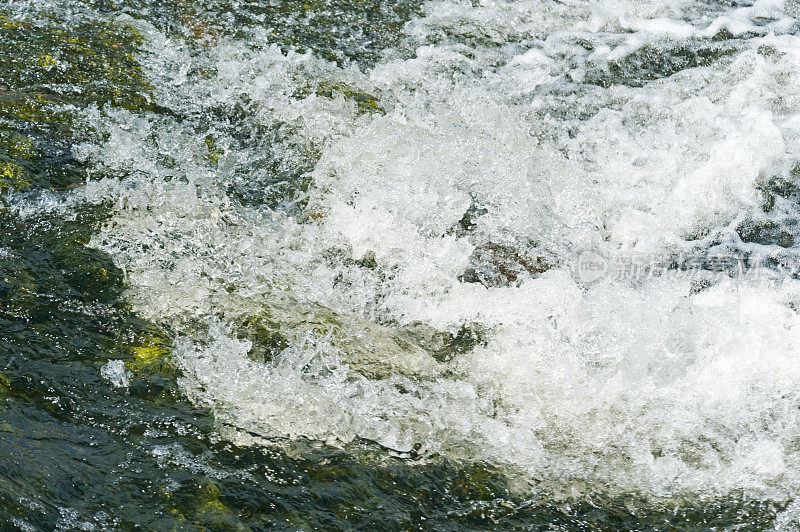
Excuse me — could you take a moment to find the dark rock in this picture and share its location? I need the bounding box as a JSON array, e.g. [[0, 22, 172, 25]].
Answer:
[[461, 243, 551, 287]]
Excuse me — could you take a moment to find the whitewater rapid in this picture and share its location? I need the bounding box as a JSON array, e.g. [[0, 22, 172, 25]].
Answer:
[[25, 0, 800, 511]]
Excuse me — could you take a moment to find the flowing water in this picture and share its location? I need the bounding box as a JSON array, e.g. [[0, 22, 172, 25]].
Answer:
[[2, 0, 800, 529]]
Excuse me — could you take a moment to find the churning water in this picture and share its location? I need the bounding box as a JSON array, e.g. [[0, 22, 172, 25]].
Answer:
[[3, 0, 800, 528]]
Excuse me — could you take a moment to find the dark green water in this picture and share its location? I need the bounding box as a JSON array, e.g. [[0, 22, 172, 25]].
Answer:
[[1, 0, 799, 529]]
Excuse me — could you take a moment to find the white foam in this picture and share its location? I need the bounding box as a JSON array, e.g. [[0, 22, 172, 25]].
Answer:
[[72, 0, 800, 509], [100, 360, 130, 389]]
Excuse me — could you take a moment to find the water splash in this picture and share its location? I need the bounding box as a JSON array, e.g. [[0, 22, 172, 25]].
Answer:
[[57, 0, 800, 513]]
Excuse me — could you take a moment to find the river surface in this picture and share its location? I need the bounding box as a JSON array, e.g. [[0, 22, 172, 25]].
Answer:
[[2, 0, 800, 529]]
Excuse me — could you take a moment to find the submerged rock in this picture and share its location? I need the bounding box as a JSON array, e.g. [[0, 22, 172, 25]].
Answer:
[[233, 298, 485, 379], [122, 334, 175, 375], [234, 299, 444, 379], [0, 11, 155, 111]]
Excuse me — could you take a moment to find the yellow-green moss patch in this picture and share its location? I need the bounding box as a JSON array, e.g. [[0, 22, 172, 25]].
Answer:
[[296, 80, 385, 115], [122, 334, 175, 375]]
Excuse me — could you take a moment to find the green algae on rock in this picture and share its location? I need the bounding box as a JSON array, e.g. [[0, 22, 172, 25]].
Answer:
[[0, 7, 156, 192], [120, 332, 175, 375], [234, 298, 445, 379], [295, 80, 386, 115], [233, 298, 491, 379], [167, 0, 422, 67], [0, 131, 33, 192], [0, 12, 155, 111]]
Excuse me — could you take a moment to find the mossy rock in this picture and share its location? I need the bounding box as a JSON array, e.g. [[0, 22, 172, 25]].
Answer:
[[191, 481, 241, 528], [164, 478, 249, 530], [0, 92, 83, 191], [126, 339, 173, 374], [0, 130, 34, 192], [0, 12, 155, 112], [204, 134, 222, 167], [171, 0, 423, 67], [0, 159, 31, 192], [0, 127, 86, 192], [451, 463, 509, 502], [232, 297, 445, 379], [233, 297, 490, 379], [116, 328, 175, 375], [0, 8, 160, 192], [295, 80, 385, 115], [0, 91, 78, 129], [585, 38, 738, 88]]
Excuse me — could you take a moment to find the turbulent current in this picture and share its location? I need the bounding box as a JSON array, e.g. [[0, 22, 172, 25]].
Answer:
[[3, 0, 800, 528]]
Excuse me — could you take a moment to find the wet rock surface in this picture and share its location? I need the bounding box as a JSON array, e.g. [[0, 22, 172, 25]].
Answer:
[[461, 242, 552, 288]]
